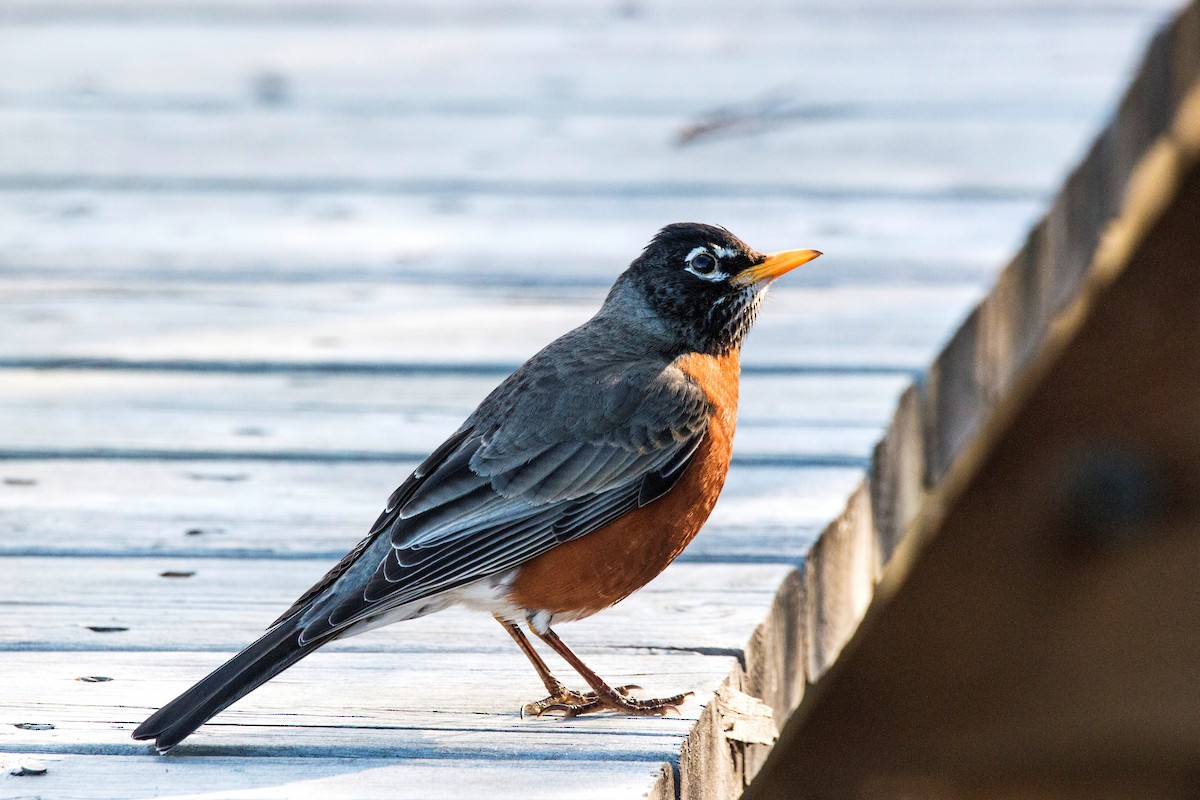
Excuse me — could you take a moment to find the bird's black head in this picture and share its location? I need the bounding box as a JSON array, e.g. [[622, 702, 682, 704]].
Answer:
[[612, 222, 821, 355]]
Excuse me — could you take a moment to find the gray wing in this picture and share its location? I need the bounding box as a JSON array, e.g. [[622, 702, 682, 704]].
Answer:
[[291, 360, 712, 642]]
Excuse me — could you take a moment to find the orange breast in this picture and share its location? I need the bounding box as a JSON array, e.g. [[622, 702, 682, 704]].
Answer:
[[508, 349, 740, 617]]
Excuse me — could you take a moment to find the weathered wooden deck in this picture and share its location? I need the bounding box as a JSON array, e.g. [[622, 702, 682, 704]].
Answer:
[[0, 1, 1179, 797]]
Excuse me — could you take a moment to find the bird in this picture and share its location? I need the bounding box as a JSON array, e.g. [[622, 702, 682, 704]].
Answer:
[[133, 222, 821, 753]]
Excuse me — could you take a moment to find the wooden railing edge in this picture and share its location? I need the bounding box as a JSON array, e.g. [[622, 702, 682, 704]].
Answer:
[[793, 0, 1199, 688], [716, 2, 1200, 797]]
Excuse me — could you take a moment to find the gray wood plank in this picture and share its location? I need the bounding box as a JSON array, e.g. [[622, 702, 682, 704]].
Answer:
[[0, 14, 1166, 116], [0, 189, 1038, 287], [0, 459, 860, 561], [5, 281, 980, 370], [0, 752, 670, 800], [0, 0, 1179, 23], [0, 558, 794, 654], [0, 753, 669, 800], [0, 650, 725, 757], [0, 0, 1173, 795], [0, 108, 1090, 197], [0, 369, 903, 460]]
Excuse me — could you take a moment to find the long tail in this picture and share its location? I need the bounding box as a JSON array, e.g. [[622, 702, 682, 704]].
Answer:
[[132, 616, 319, 753]]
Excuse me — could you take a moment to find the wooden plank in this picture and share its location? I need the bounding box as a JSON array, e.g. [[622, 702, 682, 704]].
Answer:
[[0, 369, 902, 460], [2, 281, 980, 370], [0, 0, 1179, 23], [0, 14, 1166, 115], [0, 108, 1089, 197], [0, 190, 1037, 286], [0, 558, 794, 654], [746, 8, 1200, 796], [0, 752, 672, 800], [749, 93, 1200, 800], [0, 753, 671, 800], [0, 459, 861, 561], [0, 650, 720, 757], [0, 2, 1171, 797]]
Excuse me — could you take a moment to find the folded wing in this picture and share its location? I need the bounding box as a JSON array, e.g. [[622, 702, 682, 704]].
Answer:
[[286, 358, 712, 642]]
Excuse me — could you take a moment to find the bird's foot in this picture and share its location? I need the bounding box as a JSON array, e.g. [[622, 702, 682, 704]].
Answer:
[[522, 684, 691, 718]]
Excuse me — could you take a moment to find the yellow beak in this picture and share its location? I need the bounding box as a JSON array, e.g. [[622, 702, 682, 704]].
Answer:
[[732, 249, 822, 286]]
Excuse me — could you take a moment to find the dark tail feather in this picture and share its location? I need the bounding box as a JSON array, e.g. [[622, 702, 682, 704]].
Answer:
[[132, 617, 318, 753]]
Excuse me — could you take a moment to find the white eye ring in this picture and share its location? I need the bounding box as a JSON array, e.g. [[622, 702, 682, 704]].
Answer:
[[685, 247, 726, 281]]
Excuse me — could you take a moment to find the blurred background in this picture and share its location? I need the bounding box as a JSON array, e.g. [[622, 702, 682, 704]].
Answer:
[[0, 0, 1177, 317]]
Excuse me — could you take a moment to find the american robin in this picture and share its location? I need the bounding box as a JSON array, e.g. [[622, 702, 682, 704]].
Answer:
[[133, 222, 820, 752]]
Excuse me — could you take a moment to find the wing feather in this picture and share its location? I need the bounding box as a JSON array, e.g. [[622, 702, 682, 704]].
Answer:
[[293, 354, 716, 642]]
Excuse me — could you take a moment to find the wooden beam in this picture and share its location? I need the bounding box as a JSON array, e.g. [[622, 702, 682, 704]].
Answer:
[[746, 3, 1200, 797]]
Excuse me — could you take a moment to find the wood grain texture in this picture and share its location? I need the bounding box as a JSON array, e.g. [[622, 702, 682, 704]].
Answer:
[[0, 753, 672, 800], [0, 459, 863, 561], [0, 0, 1177, 795], [748, 6, 1200, 796], [0, 369, 904, 460], [0, 13, 1166, 114], [0, 559, 796, 654], [750, 107, 1200, 800], [0, 108, 1090, 197], [0, 651, 720, 754], [0, 0, 1178, 21], [0, 190, 1037, 285], [3, 281, 981, 370]]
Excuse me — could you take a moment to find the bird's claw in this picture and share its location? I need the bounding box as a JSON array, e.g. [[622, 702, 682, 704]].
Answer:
[[521, 686, 691, 719]]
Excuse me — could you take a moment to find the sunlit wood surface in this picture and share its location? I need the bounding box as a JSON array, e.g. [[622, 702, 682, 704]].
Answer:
[[0, 1, 1179, 797], [748, 5, 1200, 791]]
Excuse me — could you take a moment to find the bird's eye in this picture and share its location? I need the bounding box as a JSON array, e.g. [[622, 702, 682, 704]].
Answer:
[[689, 252, 718, 275]]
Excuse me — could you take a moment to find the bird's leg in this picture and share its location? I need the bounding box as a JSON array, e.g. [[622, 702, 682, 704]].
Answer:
[[496, 617, 629, 717], [496, 616, 572, 699], [526, 625, 691, 718], [496, 617, 644, 718]]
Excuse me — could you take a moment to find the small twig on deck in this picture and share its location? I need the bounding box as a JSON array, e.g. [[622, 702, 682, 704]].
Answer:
[[675, 92, 849, 146]]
